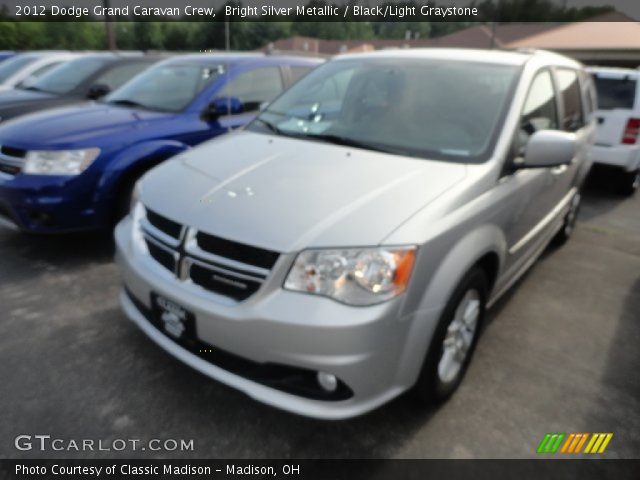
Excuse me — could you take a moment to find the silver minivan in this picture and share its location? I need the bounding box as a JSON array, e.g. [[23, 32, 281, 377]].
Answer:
[[115, 49, 595, 419]]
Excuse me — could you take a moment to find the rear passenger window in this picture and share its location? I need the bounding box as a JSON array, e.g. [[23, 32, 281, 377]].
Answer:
[[218, 67, 283, 112], [518, 70, 558, 149], [556, 69, 585, 131]]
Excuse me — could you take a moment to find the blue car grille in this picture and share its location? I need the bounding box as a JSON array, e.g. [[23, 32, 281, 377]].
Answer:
[[0, 147, 24, 176], [0, 145, 26, 158]]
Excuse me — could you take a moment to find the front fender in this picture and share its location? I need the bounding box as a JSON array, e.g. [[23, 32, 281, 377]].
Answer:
[[419, 224, 506, 311], [95, 140, 190, 200], [394, 224, 507, 387]]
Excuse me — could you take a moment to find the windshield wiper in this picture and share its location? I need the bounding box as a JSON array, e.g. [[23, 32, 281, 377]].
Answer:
[[301, 133, 401, 155], [255, 117, 283, 135], [107, 99, 149, 109], [20, 85, 44, 92]]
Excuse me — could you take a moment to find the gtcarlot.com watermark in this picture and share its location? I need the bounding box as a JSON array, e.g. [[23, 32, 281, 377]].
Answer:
[[15, 434, 195, 452]]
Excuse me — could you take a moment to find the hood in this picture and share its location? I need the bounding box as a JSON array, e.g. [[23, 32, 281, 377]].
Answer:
[[141, 131, 466, 252], [0, 88, 57, 104], [0, 103, 171, 148], [0, 88, 61, 120]]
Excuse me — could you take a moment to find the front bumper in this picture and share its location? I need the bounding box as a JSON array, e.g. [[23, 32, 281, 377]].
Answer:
[[0, 172, 105, 233], [115, 216, 440, 419], [589, 144, 640, 172]]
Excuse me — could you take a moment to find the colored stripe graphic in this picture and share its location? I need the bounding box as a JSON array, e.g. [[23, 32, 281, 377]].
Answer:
[[537, 433, 565, 453], [584, 433, 614, 454], [560, 433, 589, 453], [538, 433, 613, 454]]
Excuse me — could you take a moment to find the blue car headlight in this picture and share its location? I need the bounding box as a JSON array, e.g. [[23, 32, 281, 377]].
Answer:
[[23, 148, 100, 175]]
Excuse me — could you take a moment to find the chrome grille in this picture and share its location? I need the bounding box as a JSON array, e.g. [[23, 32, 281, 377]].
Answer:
[[140, 207, 278, 302], [144, 235, 177, 273], [146, 208, 182, 239], [196, 231, 279, 270]]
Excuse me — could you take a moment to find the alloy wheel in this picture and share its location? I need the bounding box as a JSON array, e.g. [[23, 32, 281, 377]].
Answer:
[[437, 289, 481, 384]]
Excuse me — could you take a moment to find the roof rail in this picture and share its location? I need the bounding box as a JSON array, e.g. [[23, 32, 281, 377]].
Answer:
[[513, 47, 538, 54]]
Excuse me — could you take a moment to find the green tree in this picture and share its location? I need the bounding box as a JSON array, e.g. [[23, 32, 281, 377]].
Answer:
[[0, 21, 17, 49], [14, 22, 46, 49], [238, 22, 292, 50], [133, 21, 164, 50], [292, 21, 374, 40], [373, 22, 431, 39], [162, 22, 195, 50], [113, 22, 136, 50], [41, 22, 103, 50]]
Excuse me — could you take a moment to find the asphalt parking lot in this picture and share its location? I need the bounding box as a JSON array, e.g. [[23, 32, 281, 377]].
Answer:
[[1, 171, 639, 460]]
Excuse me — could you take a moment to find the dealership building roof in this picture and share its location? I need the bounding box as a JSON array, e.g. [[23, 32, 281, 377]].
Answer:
[[263, 11, 640, 66]]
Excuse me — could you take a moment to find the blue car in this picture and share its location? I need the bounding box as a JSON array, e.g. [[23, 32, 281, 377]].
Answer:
[[0, 54, 321, 233], [0, 52, 15, 63]]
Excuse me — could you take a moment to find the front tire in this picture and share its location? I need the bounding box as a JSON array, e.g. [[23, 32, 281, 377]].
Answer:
[[413, 267, 488, 404]]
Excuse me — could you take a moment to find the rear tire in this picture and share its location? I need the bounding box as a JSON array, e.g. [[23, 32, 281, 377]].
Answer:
[[619, 169, 639, 197], [413, 267, 488, 404]]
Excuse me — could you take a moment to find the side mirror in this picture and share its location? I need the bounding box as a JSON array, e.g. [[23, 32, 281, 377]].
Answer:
[[87, 84, 110, 100], [518, 130, 576, 169], [204, 96, 243, 121]]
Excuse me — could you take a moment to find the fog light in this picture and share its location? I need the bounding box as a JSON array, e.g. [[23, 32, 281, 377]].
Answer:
[[317, 372, 338, 392]]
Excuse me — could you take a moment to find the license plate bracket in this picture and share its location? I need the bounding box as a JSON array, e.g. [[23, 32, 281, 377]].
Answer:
[[151, 293, 197, 343]]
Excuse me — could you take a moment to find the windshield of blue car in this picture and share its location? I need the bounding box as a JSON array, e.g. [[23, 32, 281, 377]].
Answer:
[[0, 55, 37, 83], [27, 57, 110, 95], [104, 63, 225, 112], [249, 58, 520, 163]]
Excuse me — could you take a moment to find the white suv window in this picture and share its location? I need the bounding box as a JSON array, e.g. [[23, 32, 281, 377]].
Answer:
[[592, 74, 637, 110]]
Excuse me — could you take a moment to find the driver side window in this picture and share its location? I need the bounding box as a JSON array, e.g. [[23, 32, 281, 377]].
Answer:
[[218, 67, 283, 113], [517, 70, 558, 154]]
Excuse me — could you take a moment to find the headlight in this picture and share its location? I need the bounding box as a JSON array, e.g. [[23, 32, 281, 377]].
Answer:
[[284, 246, 417, 306], [23, 148, 100, 175]]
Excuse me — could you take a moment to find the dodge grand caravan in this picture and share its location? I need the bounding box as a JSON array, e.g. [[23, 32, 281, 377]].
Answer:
[[116, 49, 595, 419]]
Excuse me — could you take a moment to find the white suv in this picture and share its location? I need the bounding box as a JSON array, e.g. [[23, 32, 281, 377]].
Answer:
[[588, 67, 640, 195]]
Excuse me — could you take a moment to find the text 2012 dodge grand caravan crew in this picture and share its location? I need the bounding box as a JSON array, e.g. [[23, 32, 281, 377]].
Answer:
[[115, 49, 595, 419]]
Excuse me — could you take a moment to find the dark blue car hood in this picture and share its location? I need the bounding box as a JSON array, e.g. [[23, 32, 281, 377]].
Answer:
[[0, 103, 173, 149]]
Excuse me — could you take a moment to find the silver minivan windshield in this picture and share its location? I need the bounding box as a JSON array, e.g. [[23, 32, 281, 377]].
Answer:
[[249, 58, 520, 163]]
